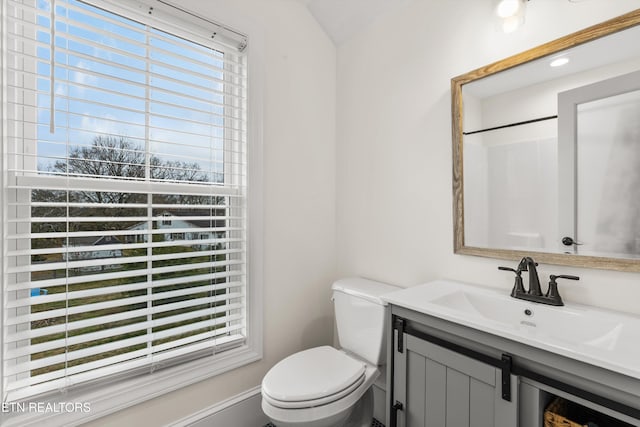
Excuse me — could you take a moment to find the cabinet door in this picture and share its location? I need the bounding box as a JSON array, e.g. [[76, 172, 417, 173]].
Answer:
[[393, 334, 517, 427]]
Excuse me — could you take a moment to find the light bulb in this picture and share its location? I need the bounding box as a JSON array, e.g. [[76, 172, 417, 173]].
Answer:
[[496, 0, 521, 18]]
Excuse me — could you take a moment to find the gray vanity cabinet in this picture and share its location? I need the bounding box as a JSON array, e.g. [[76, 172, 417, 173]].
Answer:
[[387, 306, 640, 427], [392, 333, 517, 427]]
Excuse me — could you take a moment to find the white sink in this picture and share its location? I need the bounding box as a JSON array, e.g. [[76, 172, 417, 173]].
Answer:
[[429, 289, 624, 349], [381, 279, 640, 380]]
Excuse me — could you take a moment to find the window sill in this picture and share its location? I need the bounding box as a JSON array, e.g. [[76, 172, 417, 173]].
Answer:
[[1, 346, 262, 427]]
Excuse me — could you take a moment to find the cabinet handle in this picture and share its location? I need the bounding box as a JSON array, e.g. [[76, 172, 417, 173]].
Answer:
[[501, 354, 512, 402], [390, 401, 403, 427], [394, 317, 405, 353]]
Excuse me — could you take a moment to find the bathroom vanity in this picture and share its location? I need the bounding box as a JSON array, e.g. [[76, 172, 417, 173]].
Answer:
[[382, 280, 640, 427]]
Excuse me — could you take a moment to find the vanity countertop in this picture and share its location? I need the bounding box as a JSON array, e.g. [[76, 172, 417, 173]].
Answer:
[[381, 279, 640, 381]]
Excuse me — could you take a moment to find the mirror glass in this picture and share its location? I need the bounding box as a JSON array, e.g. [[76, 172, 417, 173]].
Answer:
[[453, 11, 640, 270]]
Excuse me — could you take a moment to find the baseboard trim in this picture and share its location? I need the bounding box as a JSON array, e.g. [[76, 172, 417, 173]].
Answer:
[[167, 385, 268, 427]]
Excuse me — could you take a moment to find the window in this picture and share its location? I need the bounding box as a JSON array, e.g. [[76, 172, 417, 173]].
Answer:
[[161, 213, 173, 227], [2, 0, 257, 407]]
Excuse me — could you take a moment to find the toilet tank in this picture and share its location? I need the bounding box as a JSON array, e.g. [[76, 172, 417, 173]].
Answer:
[[331, 277, 401, 366]]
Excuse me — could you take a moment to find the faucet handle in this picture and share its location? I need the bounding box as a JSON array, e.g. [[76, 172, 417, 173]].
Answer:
[[546, 274, 579, 306], [550, 274, 580, 282], [498, 266, 525, 296]]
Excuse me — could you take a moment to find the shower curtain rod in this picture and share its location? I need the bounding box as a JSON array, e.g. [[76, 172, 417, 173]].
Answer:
[[463, 115, 558, 136]]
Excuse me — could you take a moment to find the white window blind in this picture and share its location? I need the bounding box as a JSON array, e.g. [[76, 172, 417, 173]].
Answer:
[[3, 0, 248, 401]]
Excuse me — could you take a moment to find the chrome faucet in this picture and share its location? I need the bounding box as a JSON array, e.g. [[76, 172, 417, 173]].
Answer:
[[499, 257, 579, 306]]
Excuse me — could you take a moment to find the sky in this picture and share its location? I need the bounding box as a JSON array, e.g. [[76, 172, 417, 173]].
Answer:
[[33, 0, 240, 183]]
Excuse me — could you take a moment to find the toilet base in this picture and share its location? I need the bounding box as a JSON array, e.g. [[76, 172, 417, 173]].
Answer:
[[342, 387, 373, 427]]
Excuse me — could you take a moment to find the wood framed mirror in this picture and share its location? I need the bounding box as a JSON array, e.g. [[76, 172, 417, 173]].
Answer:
[[452, 9, 640, 272]]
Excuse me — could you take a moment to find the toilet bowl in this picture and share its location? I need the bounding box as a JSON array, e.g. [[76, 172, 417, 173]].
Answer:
[[261, 278, 400, 427], [262, 346, 378, 427]]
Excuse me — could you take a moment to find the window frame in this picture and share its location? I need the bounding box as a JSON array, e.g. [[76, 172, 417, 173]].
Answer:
[[0, 0, 264, 424]]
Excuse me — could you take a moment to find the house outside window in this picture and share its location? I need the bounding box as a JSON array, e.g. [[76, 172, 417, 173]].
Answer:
[[161, 213, 173, 227], [1, 0, 262, 422]]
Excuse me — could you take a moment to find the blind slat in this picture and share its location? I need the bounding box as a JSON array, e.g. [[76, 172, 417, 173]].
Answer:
[[10, 269, 243, 295], [6, 238, 244, 261], [11, 174, 242, 196], [8, 245, 242, 259], [11, 215, 239, 223], [8, 255, 148, 274], [6, 257, 243, 290], [8, 225, 239, 241], [8, 280, 245, 316]]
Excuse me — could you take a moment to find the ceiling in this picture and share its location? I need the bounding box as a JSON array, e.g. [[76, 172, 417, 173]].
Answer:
[[301, 0, 407, 45]]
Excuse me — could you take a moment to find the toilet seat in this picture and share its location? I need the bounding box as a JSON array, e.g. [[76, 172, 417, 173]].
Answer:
[[261, 346, 366, 409], [263, 373, 365, 409]]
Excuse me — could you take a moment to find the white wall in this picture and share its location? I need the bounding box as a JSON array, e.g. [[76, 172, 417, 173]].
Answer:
[[336, 0, 640, 315], [85, 0, 337, 425]]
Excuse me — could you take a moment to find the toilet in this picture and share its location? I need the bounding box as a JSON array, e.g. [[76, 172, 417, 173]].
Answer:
[[261, 277, 400, 427]]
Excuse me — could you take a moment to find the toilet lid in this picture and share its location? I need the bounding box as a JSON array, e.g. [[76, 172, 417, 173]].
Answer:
[[262, 346, 366, 403]]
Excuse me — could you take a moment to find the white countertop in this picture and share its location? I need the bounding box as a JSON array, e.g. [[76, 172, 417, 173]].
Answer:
[[381, 279, 640, 380]]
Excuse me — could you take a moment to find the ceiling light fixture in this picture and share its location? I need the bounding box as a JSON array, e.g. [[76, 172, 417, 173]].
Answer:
[[495, 0, 528, 33]]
